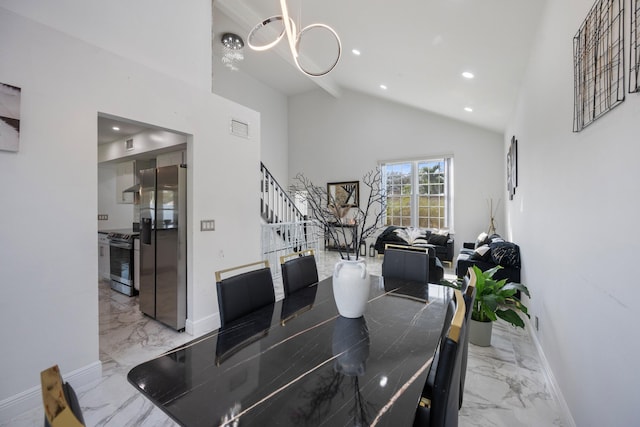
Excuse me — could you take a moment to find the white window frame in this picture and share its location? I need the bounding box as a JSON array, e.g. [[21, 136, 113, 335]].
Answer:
[[380, 157, 454, 230]]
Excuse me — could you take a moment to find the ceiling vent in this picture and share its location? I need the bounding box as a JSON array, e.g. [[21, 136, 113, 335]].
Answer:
[[125, 138, 134, 151], [230, 119, 249, 139]]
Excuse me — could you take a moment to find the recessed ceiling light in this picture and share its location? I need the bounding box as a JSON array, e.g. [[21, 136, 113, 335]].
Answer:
[[112, 126, 120, 131], [462, 71, 474, 79], [380, 84, 388, 90], [352, 49, 361, 56], [464, 107, 473, 112]]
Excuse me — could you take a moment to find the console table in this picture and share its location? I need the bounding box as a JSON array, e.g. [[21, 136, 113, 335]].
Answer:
[[324, 222, 357, 252]]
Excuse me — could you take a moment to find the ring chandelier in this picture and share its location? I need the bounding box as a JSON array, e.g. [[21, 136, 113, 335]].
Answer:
[[247, 0, 342, 77]]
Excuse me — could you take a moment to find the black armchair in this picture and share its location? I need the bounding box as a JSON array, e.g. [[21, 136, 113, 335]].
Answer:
[[215, 260, 275, 327], [414, 289, 466, 427], [382, 245, 429, 284], [280, 249, 319, 295]]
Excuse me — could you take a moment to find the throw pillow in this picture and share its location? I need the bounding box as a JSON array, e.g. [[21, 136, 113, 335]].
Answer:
[[394, 227, 427, 245], [489, 233, 504, 243], [428, 232, 449, 246], [490, 241, 520, 267], [470, 244, 493, 262], [475, 232, 491, 248]]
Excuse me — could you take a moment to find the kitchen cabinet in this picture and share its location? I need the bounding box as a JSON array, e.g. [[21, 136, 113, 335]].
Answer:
[[98, 233, 110, 280], [115, 161, 134, 204], [156, 150, 185, 167]]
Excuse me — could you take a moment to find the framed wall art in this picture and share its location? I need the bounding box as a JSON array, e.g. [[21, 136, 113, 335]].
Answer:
[[573, 0, 625, 131], [507, 136, 518, 200], [631, 0, 640, 93], [0, 82, 21, 152], [327, 181, 359, 207]]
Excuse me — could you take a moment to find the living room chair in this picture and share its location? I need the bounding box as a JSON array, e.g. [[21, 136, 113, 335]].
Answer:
[[280, 249, 319, 295], [382, 244, 429, 284], [41, 365, 85, 427], [459, 267, 477, 409], [414, 289, 466, 427], [215, 260, 275, 327]]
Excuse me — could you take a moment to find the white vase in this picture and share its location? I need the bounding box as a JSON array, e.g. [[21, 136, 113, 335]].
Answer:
[[332, 259, 370, 318]]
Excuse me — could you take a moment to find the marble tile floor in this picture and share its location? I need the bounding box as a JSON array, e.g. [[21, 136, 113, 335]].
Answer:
[[5, 251, 564, 426]]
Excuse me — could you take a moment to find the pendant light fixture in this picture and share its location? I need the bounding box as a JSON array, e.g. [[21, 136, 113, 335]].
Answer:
[[247, 0, 342, 77], [220, 32, 244, 71]]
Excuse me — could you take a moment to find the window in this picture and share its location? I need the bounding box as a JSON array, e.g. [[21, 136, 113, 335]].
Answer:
[[382, 158, 453, 229]]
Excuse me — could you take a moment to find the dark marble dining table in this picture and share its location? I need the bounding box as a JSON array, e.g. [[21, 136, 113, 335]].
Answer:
[[127, 275, 452, 427]]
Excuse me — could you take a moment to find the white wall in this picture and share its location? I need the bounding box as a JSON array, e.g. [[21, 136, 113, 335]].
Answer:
[[0, 4, 261, 416], [0, 0, 212, 91], [506, 1, 640, 425], [212, 47, 290, 185], [288, 89, 506, 252]]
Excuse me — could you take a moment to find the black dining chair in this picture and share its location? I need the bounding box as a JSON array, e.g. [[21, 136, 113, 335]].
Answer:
[[279, 249, 319, 295], [459, 267, 477, 409], [414, 289, 466, 427], [41, 365, 85, 427], [382, 244, 429, 284], [215, 260, 275, 328]]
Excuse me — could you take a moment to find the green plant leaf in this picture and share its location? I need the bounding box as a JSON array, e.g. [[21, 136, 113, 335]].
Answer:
[[470, 264, 531, 330], [502, 282, 531, 298], [496, 309, 525, 328], [483, 265, 503, 278]]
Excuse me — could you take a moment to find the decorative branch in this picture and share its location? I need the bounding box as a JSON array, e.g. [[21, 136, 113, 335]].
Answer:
[[293, 168, 386, 260]]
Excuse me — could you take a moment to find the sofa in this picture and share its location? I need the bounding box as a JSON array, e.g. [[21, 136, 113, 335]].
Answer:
[[374, 226, 454, 263], [455, 232, 521, 283]]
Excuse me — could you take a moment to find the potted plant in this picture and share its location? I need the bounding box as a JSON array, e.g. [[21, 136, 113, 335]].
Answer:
[[469, 265, 531, 347], [293, 169, 385, 318]]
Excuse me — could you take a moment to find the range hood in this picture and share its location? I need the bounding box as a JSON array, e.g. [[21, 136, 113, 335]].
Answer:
[[123, 183, 140, 193], [122, 160, 156, 194]]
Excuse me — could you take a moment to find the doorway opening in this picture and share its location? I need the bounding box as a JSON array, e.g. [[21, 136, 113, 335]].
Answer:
[[96, 112, 193, 366]]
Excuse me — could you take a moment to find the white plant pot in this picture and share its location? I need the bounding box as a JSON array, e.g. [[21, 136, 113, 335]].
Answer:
[[332, 259, 370, 318], [469, 319, 493, 347]]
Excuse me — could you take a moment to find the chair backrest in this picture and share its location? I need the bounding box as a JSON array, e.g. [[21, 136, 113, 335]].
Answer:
[[415, 289, 466, 427], [459, 267, 477, 409], [280, 249, 319, 295], [215, 260, 275, 327], [382, 244, 429, 283], [41, 365, 85, 427]]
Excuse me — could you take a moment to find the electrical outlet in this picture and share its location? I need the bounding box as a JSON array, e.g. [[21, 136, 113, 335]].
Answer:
[[98, 214, 108, 221], [535, 316, 539, 331], [200, 219, 215, 231]]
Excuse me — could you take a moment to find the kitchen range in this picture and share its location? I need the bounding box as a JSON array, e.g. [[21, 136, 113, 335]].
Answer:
[[107, 230, 139, 296]]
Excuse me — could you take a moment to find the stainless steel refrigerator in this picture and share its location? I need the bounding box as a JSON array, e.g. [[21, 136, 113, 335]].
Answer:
[[139, 164, 187, 331]]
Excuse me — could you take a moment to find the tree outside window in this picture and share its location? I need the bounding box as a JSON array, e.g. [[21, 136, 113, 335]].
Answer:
[[382, 158, 452, 229]]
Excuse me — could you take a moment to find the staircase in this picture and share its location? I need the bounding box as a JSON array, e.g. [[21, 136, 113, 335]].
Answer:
[[260, 162, 305, 224], [260, 162, 320, 279]]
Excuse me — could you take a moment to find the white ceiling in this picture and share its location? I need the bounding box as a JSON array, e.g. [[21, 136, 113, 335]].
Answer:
[[97, 115, 151, 145], [213, 0, 548, 133]]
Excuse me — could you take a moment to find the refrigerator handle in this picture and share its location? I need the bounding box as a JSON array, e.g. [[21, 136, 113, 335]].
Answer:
[[141, 218, 152, 245]]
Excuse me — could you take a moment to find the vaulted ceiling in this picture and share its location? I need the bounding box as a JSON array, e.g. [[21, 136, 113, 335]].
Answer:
[[213, 0, 548, 133]]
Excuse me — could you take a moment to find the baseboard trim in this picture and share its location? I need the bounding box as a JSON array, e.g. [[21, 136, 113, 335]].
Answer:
[[527, 323, 576, 427], [185, 313, 219, 337], [0, 361, 102, 423]]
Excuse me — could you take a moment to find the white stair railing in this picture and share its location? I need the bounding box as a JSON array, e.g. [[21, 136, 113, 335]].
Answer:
[[261, 220, 321, 280], [260, 162, 305, 224]]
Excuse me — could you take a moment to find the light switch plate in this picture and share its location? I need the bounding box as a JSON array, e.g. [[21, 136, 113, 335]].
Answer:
[[201, 219, 215, 231]]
